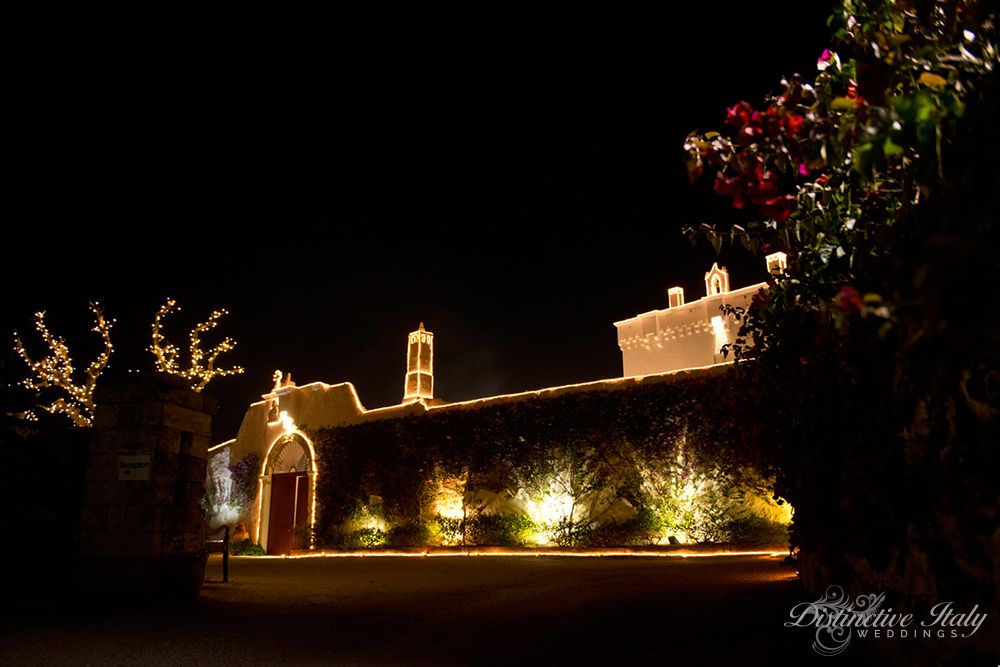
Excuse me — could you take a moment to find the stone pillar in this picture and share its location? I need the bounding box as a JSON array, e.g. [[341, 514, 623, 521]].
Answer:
[[77, 374, 218, 601]]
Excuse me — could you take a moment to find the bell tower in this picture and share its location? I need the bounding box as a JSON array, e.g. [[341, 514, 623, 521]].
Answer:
[[704, 262, 731, 296], [403, 322, 434, 402]]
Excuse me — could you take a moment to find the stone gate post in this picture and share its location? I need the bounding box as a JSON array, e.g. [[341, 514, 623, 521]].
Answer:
[[77, 374, 217, 600]]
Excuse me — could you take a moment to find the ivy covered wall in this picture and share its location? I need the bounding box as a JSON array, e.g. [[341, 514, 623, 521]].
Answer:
[[312, 369, 790, 548]]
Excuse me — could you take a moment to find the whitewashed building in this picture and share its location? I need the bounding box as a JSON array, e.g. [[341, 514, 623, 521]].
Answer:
[[614, 254, 785, 376], [208, 253, 787, 553]]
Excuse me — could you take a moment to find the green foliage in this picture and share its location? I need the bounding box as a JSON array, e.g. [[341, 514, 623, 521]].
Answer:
[[387, 521, 432, 548], [231, 539, 265, 556], [720, 516, 790, 545], [292, 524, 314, 550], [546, 517, 594, 547], [634, 445, 732, 542], [433, 516, 465, 546], [590, 509, 662, 547], [346, 527, 387, 549], [467, 514, 538, 547]]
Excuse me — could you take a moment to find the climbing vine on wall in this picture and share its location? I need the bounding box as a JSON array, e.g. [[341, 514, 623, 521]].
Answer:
[[312, 371, 790, 548]]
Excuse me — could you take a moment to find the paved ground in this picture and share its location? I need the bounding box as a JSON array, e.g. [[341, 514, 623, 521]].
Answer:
[[0, 553, 881, 666]]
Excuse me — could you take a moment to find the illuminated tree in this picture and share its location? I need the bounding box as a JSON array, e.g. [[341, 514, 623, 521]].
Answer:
[[13, 302, 115, 428], [150, 298, 245, 393]]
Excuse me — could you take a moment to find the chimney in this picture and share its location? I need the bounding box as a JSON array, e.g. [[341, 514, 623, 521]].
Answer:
[[667, 287, 685, 308]]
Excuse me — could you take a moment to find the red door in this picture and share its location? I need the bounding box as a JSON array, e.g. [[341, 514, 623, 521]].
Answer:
[[267, 472, 309, 555]]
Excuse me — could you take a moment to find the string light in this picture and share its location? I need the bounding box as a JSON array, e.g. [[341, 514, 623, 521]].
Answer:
[[13, 302, 115, 428], [149, 298, 245, 393]]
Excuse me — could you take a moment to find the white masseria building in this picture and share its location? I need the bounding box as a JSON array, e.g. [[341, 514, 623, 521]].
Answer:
[[614, 253, 785, 376], [208, 253, 786, 554]]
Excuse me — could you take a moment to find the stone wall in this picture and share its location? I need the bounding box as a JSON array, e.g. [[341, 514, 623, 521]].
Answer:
[[77, 374, 217, 601]]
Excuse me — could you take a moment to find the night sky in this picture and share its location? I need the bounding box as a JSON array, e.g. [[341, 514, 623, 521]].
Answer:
[[5, 3, 834, 439]]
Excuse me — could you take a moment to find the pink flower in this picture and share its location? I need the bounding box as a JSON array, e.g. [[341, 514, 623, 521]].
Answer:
[[817, 49, 838, 72]]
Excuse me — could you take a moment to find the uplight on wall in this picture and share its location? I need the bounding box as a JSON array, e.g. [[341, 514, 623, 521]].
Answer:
[[711, 315, 728, 352]]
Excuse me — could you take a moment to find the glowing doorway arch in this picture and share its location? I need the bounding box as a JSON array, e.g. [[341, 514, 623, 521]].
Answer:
[[255, 429, 318, 552]]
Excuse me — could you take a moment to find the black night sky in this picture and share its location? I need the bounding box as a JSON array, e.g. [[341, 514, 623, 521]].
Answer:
[[4, 3, 834, 439]]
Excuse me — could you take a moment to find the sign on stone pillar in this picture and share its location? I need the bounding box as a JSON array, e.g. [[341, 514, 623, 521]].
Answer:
[[77, 374, 218, 601]]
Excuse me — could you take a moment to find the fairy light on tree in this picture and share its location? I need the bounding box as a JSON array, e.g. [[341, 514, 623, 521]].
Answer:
[[150, 298, 245, 393], [13, 302, 115, 428]]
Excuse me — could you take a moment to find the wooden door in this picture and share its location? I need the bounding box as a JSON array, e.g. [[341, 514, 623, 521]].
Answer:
[[267, 471, 309, 555]]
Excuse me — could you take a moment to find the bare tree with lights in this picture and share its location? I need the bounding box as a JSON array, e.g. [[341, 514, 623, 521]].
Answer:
[[13, 302, 115, 428], [150, 298, 245, 393]]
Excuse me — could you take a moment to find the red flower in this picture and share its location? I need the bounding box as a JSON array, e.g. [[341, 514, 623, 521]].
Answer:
[[760, 194, 796, 222], [714, 173, 746, 209], [835, 285, 863, 313], [725, 101, 754, 128], [780, 113, 805, 138], [845, 82, 866, 107]]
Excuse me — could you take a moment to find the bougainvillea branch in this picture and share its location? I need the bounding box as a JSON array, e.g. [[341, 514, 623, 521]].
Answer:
[[684, 1, 996, 235], [150, 298, 245, 393], [680, 5, 999, 654], [13, 302, 115, 427], [684, 0, 996, 361]]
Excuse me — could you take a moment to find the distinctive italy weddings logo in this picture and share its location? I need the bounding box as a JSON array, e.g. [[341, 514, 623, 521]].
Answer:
[[785, 586, 988, 657]]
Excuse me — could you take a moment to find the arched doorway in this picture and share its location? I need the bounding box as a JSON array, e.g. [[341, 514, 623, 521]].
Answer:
[[258, 431, 317, 555]]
